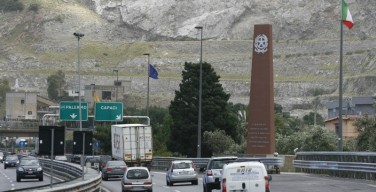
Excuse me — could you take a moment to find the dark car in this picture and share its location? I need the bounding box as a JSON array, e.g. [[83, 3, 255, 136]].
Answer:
[[202, 156, 238, 192], [4, 155, 19, 169], [16, 156, 43, 182], [85, 156, 100, 170], [101, 160, 127, 180], [99, 155, 112, 171]]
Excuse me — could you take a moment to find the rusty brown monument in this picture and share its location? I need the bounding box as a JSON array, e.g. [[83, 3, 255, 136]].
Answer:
[[247, 24, 275, 155]]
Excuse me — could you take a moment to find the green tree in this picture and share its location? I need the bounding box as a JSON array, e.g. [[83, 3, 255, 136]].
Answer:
[[353, 115, 376, 151], [0, 78, 11, 103], [0, 78, 11, 117], [93, 125, 112, 155], [168, 62, 238, 157], [303, 112, 324, 126], [276, 126, 337, 154], [47, 70, 67, 101]]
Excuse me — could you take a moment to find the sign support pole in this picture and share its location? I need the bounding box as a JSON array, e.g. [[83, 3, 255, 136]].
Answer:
[[50, 128, 54, 188]]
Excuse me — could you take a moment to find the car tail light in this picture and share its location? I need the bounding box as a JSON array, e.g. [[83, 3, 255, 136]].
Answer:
[[122, 167, 127, 171], [264, 176, 269, 190], [207, 170, 213, 176], [144, 182, 152, 185], [107, 168, 112, 171], [222, 178, 227, 192]]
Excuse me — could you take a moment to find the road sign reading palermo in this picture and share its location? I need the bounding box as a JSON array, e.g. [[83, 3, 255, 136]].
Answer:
[[60, 101, 88, 121], [95, 102, 123, 121]]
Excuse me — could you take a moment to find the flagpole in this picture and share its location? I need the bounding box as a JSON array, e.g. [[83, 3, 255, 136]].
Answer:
[[144, 53, 150, 117], [338, 0, 344, 151]]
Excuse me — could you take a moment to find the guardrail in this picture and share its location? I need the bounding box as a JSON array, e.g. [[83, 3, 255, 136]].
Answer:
[[152, 156, 284, 173], [293, 152, 376, 180]]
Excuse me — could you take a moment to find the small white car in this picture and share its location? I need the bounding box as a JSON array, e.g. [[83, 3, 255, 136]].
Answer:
[[221, 161, 272, 192], [166, 160, 198, 186]]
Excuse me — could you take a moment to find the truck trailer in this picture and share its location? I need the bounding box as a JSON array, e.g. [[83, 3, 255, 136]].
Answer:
[[111, 124, 153, 167]]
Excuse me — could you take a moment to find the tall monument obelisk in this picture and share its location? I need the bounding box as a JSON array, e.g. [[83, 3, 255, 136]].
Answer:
[[247, 24, 275, 155]]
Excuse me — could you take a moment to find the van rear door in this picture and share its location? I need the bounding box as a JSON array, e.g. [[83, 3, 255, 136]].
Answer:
[[223, 162, 266, 192]]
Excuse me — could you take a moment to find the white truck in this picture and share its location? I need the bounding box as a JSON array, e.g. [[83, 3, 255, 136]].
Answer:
[[111, 124, 153, 167]]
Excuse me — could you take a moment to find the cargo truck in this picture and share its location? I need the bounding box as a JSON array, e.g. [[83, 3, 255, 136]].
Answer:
[[111, 124, 153, 167]]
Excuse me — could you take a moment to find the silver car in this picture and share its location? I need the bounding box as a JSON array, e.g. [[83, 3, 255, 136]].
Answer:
[[101, 160, 127, 181], [121, 167, 152, 192], [166, 160, 198, 186]]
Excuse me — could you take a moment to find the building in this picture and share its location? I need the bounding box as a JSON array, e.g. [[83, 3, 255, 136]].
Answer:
[[325, 96, 375, 139], [84, 84, 125, 108], [326, 96, 375, 119], [324, 115, 359, 139], [6, 92, 38, 120]]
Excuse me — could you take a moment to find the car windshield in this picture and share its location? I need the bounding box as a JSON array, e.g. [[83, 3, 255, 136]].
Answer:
[[173, 162, 192, 169], [127, 169, 149, 179], [20, 159, 39, 166], [211, 160, 234, 169], [7, 156, 18, 160], [107, 161, 126, 166]]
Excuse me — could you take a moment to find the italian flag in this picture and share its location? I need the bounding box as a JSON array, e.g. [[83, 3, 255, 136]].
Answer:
[[342, 0, 353, 29]]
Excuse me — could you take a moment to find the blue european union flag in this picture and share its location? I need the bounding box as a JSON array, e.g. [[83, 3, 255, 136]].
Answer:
[[149, 64, 158, 79]]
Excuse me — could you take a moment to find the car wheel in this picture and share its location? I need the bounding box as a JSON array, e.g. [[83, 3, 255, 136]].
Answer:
[[16, 176, 21, 182], [39, 176, 43, 181], [205, 184, 212, 192], [166, 179, 169, 186], [4, 166, 6, 169], [192, 180, 198, 185], [170, 181, 174, 186], [203, 185, 206, 192], [102, 173, 108, 181]]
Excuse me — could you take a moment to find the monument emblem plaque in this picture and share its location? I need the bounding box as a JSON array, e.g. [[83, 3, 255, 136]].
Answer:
[[247, 24, 275, 155]]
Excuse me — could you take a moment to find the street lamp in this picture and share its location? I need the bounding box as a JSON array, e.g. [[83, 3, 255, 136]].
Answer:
[[195, 26, 203, 158], [73, 32, 84, 131], [90, 83, 96, 130], [113, 69, 119, 101], [143, 53, 150, 117]]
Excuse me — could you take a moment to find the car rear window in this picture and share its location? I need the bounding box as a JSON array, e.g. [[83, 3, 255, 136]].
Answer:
[[173, 162, 192, 169], [210, 159, 236, 169], [127, 169, 149, 179], [107, 161, 126, 166]]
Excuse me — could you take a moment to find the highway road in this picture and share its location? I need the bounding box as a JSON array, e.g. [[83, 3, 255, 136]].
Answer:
[[0, 162, 60, 191], [101, 171, 376, 192]]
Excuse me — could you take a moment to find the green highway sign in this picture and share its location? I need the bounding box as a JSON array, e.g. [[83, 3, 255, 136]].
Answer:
[[59, 101, 88, 121], [95, 102, 123, 121]]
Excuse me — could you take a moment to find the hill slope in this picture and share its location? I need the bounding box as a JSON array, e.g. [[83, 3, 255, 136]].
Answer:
[[1, 0, 376, 118]]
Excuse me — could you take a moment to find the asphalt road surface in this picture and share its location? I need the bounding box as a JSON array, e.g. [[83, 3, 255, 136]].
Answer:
[[101, 171, 376, 192]]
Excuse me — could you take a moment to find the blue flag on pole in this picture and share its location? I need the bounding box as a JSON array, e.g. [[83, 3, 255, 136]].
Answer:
[[149, 64, 158, 79]]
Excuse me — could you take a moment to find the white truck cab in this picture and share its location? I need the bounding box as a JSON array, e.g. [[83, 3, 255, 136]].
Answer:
[[221, 161, 271, 192]]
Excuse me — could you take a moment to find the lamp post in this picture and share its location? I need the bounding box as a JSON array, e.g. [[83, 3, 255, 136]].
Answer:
[[195, 26, 203, 158], [90, 83, 96, 131], [113, 69, 119, 101], [143, 53, 150, 117], [73, 32, 84, 131]]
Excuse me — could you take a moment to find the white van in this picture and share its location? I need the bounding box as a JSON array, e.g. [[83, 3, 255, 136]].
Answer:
[[221, 161, 271, 192]]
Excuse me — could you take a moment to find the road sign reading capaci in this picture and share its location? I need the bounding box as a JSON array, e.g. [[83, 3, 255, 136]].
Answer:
[[60, 101, 88, 121], [95, 102, 123, 121]]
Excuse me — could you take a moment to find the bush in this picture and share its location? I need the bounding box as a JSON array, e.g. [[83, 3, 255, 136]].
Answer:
[[28, 3, 39, 12], [0, 0, 24, 12]]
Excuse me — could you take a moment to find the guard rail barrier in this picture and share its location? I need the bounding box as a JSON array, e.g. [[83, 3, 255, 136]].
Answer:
[[294, 151, 376, 180]]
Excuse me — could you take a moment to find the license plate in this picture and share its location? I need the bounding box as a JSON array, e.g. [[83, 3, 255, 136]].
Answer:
[[180, 171, 188, 174], [28, 171, 33, 174]]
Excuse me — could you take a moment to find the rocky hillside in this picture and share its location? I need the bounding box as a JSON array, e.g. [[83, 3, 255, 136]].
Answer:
[[1, 0, 376, 118]]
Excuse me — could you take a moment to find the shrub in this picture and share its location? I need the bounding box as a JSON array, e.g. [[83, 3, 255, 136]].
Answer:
[[0, 0, 24, 12], [28, 3, 39, 12]]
